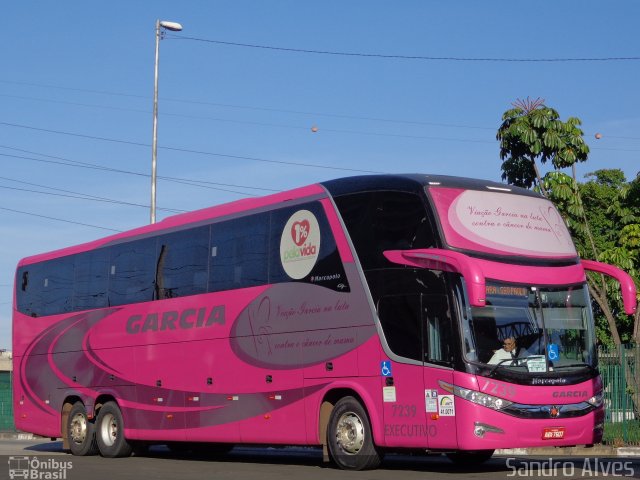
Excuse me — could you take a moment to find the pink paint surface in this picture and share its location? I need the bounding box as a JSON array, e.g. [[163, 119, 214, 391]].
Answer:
[[12, 180, 608, 451]]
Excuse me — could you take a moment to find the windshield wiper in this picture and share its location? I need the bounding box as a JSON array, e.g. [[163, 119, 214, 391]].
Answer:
[[488, 355, 544, 376], [552, 363, 596, 373], [488, 358, 519, 377]]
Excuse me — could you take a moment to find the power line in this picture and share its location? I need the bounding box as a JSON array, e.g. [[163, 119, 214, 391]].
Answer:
[[0, 122, 385, 173], [7, 93, 640, 145], [0, 206, 122, 232], [0, 151, 264, 198], [0, 79, 496, 132], [0, 79, 147, 100], [170, 35, 640, 63], [5, 80, 640, 141], [0, 146, 278, 195], [0, 178, 187, 213], [0, 94, 502, 144]]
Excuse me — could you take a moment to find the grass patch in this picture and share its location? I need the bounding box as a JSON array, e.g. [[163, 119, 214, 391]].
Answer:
[[602, 421, 640, 446]]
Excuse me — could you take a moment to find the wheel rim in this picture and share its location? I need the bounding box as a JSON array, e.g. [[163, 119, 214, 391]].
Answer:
[[335, 412, 365, 455], [99, 413, 118, 447], [69, 412, 87, 445]]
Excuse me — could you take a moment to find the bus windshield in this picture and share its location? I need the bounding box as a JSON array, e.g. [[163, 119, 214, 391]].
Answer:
[[463, 283, 597, 373]]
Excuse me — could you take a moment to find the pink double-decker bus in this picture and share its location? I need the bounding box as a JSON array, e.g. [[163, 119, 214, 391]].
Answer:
[[13, 174, 637, 470]]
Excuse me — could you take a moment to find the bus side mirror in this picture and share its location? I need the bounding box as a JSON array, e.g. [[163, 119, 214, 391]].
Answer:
[[581, 259, 637, 315], [384, 248, 486, 307]]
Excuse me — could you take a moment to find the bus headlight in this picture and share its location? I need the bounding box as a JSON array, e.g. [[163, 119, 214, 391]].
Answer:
[[587, 391, 604, 408], [440, 381, 512, 411]]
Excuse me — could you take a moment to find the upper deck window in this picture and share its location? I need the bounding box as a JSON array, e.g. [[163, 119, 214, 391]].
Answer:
[[333, 191, 437, 271]]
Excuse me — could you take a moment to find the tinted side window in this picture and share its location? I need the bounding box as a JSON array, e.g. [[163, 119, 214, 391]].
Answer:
[[333, 191, 437, 271], [109, 238, 157, 306], [377, 293, 454, 365], [156, 226, 209, 299], [16, 258, 74, 317], [378, 294, 423, 362], [16, 265, 41, 317], [209, 213, 269, 292], [74, 249, 109, 311], [424, 295, 453, 365], [269, 201, 349, 292]]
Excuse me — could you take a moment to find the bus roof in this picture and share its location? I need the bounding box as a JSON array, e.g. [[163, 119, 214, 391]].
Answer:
[[18, 183, 325, 266], [17, 174, 537, 266], [321, 173, 541, 198]]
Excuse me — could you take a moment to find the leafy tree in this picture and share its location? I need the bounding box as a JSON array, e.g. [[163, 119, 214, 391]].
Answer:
[[598, 172, 640, 343], [497, 99, 637, 349], [498, 100, 640, 415], [496, 97, 589, 195]]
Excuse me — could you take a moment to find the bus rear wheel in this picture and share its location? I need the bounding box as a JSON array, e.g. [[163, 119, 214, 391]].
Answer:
[[66, 402, 98, 456], [95, 401, 132, 458], [327, 396, 381, 470]]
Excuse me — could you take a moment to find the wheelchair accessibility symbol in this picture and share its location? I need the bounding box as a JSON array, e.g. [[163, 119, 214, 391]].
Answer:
[[547, 344, 559, 361], [381, 360, 393, 377]]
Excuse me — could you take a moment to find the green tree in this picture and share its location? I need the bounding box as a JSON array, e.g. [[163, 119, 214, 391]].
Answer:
[[498, 99, 640, 414], [575, 170, 638, 346], [497, 99, 637, 349], [496, 97, 589, 195], [597, 172, 640, 343]]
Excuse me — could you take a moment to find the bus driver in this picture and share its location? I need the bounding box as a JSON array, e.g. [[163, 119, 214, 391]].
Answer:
[[488, 337, 520, 365]]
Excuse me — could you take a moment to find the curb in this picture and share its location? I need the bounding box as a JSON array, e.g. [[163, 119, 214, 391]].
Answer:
[[0, 432, 36, 440], [496, 447, 640, 457], [1, 434, 639, 457]]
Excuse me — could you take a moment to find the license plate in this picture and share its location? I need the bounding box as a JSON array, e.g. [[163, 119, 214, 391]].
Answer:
[[542, 427, 565, 439]]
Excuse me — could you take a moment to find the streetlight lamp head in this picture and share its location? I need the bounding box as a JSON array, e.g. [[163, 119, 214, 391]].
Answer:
[[159, 20, 183, 31]]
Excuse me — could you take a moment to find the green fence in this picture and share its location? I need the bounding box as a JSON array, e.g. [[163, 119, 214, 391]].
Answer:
[[599, 344, 640, 446], [0, 371, 14, 431]]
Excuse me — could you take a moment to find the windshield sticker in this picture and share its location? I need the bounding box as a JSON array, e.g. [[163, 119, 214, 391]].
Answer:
[[547, 344, 560, 361], [383, 386, 397, 403], [425, 389, 438, 413], [526, 356, 547, 373], [280, 210, 321, 279], [438, 395, 455, 416]]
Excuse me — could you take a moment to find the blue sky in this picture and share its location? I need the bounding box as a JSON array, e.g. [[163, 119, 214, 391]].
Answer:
[[1, 1, 639, 350]]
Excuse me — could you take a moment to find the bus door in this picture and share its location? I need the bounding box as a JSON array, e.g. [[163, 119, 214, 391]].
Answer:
[[377, 294, 430, 448], [421, 294, 458, 449]]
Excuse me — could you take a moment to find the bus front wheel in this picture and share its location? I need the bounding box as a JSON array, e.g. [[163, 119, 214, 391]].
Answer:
[[95, 401, 133, 458], [66, 402, 98, 456], [327, 396, 381, 470]]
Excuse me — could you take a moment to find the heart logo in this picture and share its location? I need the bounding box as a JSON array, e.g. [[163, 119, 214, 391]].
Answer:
[[291, 220, 310, 246]]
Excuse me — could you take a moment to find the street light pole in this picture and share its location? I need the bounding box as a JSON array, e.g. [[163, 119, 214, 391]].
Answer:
[[151, 19, 182, 224]]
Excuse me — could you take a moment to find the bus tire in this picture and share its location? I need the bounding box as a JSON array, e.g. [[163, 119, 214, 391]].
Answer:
[[95, 401, 133, 458], [446, 449, 495, 466], [327, 396, 381, 470], [66, 402, 98, 456]]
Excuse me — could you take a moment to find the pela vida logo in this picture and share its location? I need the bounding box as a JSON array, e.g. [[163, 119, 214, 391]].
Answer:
[[280, 210, 321, 279]]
